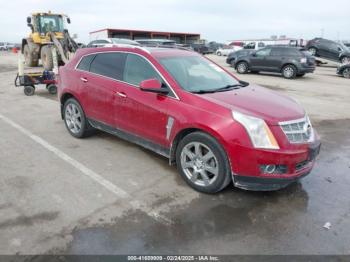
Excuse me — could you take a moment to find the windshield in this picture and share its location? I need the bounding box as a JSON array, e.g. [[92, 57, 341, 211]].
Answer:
[[158, 56, 240, 92], [39, 15, 64, 33]]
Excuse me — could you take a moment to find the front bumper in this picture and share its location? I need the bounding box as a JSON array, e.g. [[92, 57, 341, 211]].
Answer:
[[228, 140, 321, 191]]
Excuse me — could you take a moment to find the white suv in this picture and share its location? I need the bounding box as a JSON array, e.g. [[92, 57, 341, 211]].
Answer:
[[87, 38, 140, 48], [216, 46, 242, 56]]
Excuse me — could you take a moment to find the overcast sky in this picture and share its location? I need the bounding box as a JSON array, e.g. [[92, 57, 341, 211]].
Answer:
[[1, 0, 349, 44]]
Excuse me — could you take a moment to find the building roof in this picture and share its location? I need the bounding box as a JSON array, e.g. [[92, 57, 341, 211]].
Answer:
[[90, 28, 200, 36]]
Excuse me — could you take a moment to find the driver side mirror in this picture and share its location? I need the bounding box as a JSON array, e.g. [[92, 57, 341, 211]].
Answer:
[[140, 79, 169, 94], [27, 16, 31, 24], [251, 53, 257, 57], [67, 17, 71, 24]]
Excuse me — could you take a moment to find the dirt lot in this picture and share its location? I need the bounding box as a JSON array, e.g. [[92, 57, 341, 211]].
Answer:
[[0, 51, 349, 255]]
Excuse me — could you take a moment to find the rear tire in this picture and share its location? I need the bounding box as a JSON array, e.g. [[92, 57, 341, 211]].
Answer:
[[24, 85, 35, 96], [217, 51, 222, 56], [41, 45, 54, 71], [47, 84, 57, 95], [282, 65, 297, 79], [343, 68, 350, 78], [236, 61, 249, 74], [176, 132, 232, 194], [23, 44, 38, 67], [63, 98, 95, 138]]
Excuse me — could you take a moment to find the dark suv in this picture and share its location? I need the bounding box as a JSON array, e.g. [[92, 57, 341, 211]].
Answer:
[[306, 38, 350, 64], [232, 46, 316, 79]]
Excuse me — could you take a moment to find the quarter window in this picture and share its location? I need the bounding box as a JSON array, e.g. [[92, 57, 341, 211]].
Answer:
[[76, 54, 95, 71], [123, 54, 162, 86], [255, 48, 271, 57], [89, 53, 127, 80]]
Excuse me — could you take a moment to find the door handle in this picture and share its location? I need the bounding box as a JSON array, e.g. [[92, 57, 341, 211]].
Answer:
[[116, 92, 127, 98], [80, 77, 88, 83]]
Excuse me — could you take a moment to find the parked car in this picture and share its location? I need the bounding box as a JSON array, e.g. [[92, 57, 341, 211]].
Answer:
[[216, 46, 242, 56], [243, 41, 266, 50], [232, 46, 316, 79], [226, 49, 255, 66], [306, 38, 350, 64], [57, 46, 320, 193], [135, 39, 176, 47], [190, 43, 214, 54], [208, 41, 224, 52], [87, 38, 140, 48], [0, 42, 6, 50], [336, 63, 350, 78]]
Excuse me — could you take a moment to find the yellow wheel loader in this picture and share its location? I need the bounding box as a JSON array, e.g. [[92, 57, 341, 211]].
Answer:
[[22, 11, 78, 70]]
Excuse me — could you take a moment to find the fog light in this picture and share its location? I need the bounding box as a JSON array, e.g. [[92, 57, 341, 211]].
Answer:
[[260, 164, 288, 174], [265, 165, 276, 174]]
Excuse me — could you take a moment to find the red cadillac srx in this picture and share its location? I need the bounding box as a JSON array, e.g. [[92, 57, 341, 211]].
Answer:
[[57, 46, 321, 193]]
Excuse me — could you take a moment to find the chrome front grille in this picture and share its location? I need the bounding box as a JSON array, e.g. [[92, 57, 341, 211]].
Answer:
[[279, 116, 313, 143]]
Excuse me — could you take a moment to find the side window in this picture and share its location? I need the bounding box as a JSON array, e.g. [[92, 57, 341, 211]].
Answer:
[[76, 54, 95, 71], [258, 42, 265, 48], [123, 54, 162, 86], [255, 48, 271, 57], [271, 48, 283, 56], [90, 53, 127, 80]]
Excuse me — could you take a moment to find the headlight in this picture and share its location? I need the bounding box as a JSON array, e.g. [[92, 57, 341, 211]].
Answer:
[[300, 57, 307, 63], [232, 111, 279, 149]]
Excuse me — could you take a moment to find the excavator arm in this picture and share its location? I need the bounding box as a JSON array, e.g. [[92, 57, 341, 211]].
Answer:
[[48, 30, 79, 65]]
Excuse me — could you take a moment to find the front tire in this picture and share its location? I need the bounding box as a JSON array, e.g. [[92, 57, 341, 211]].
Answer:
[[23, 44, 38, 67], [41, 45, 54, 71], [176, 132, 232, 194], [217, 51, 222, 56], [236, 61, 249, 74], [63, 98, 94, 138], [282, 65, 297, 79]]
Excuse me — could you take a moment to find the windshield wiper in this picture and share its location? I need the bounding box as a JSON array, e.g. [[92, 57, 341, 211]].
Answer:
[[215, 80, 249, 92], [192, 80, 249, 94]]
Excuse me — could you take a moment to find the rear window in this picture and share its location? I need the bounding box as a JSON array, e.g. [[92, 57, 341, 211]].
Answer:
[[89, 53, 127, 80], [76, 54, 95, 71]]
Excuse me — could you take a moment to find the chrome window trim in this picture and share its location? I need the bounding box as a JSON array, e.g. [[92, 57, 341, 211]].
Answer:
[[74, 50, 179, 100], [279, 115, 315, 144]]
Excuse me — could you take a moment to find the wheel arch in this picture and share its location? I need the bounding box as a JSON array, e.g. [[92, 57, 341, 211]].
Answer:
[[169, 126, 228, 166], [60, 92, 79, 119], [235, 59, 249, 69], [281, 63, 297, 72]]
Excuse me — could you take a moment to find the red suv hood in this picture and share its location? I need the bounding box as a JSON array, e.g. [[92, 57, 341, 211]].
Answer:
[[198, 85, 305, 125]]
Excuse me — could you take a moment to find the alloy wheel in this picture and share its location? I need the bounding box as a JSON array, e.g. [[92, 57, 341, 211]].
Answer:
[[283, 66, 294, 78], [65, 103, 82, 134], [308, 47, 316, 56], [237, 62, 247, 73], [180, 142, 219, 187], [343, 68, 350, 78]]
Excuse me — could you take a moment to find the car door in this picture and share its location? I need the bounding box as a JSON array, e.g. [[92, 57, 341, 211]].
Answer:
[[78, 52, 127, 126], [326, 42, 342, 61], [268, 48, 285, 72], [114, 53, 171, 147], [249, 48, 272, 71]]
